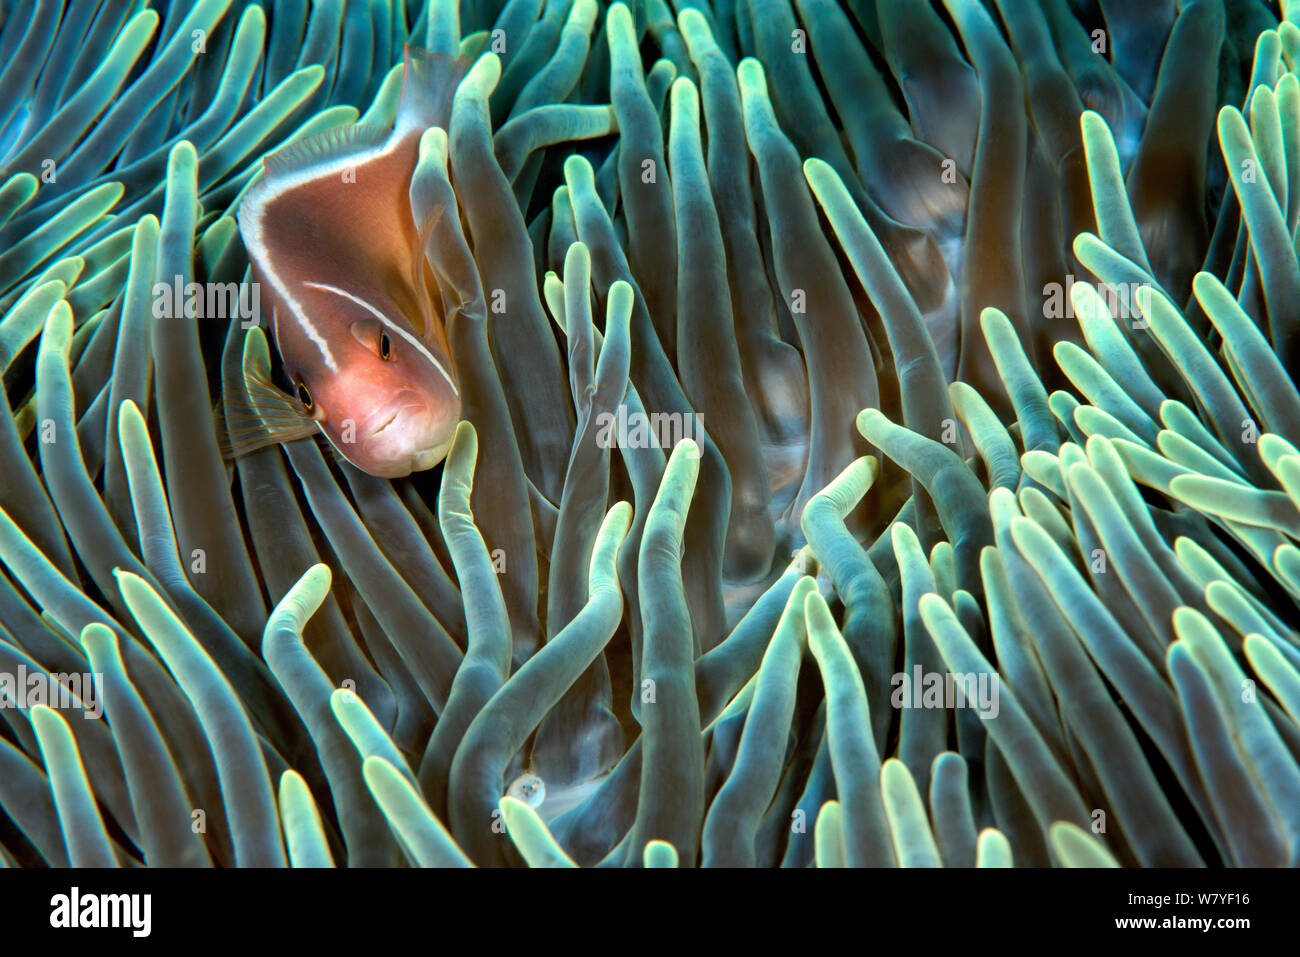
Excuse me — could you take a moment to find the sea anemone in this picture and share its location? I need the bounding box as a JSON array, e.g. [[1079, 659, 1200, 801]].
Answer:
[[0, 0, 1299, 869]]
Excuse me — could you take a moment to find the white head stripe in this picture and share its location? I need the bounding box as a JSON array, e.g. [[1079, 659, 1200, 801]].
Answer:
[[241, 229, 340, 375], [236, 252, 339, 373], [293, 306, 338, 373], [302, 280, 458, 396]]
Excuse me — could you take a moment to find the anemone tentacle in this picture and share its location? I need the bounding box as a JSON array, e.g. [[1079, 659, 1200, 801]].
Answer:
[[0, 0, 1298, 870]]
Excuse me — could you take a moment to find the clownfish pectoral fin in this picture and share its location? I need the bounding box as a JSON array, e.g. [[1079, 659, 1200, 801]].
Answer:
[[261, 123, 392, 184], [394, 46, 475, 136], [217, 393, 321, 460], [217, 327, 321, 461]]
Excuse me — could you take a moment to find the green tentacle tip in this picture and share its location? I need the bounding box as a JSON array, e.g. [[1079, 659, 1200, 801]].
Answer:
[[1049, 823, 1121, 868], [500, 796, 576, 868], [643, 840, 679, 868]]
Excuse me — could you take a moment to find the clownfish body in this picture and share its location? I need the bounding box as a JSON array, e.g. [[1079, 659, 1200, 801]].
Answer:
[[234, 48, 469, 477]]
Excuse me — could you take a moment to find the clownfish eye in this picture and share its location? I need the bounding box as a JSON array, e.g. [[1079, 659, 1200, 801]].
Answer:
[[296, 380, 313, 410], [348, 319, 394, 362]]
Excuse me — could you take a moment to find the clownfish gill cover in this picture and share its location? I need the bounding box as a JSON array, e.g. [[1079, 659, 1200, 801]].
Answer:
[[0, 0, 1298, 919]]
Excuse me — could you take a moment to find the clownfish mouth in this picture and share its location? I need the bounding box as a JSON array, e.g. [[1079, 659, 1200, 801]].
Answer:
[[347, 390, 456, 477], [368, 408, 405, 439], [362, 392, 424, 448]]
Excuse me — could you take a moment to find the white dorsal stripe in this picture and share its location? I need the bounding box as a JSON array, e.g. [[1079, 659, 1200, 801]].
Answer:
[[302, 280, 458, 396], [245, 125, 403, 205], [237, 129, 413, 375]]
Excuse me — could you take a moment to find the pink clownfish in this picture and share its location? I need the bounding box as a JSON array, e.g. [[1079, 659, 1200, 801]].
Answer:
[[233, 47, 469, 478]]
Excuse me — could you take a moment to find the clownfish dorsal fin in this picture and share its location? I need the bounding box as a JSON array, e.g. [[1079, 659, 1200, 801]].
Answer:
[[218, 326, 321, 461], [261, 124, 393, 184], [394, 46, 474, 136]]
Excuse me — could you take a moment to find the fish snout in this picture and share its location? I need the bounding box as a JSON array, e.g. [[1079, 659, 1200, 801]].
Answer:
[[361, 390, 424, 447], [347, 389, 455, 477]]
